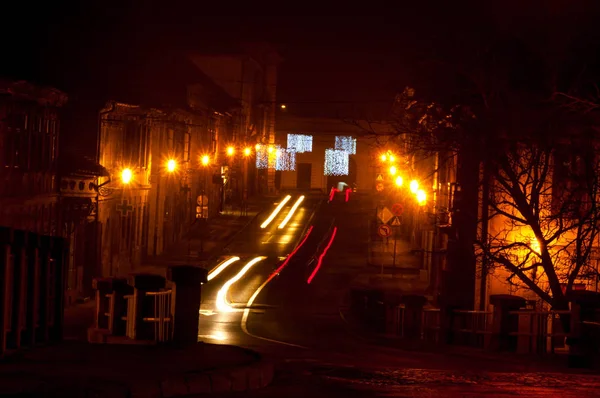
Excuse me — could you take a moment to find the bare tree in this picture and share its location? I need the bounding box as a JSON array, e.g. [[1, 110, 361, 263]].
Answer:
[[477, 136, 600, 311]]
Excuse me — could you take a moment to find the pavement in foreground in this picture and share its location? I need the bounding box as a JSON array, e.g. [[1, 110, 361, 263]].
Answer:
[[195, 190, 600, 397]]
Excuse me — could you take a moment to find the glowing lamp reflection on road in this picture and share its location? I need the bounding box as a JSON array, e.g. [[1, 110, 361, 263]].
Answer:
[[216, 256, 267, 312]]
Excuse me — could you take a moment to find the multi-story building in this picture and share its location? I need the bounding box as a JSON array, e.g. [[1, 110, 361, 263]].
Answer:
[[0, 80, 106, 304], [95, 57, 239, 277], [190, 43, 282, 196]]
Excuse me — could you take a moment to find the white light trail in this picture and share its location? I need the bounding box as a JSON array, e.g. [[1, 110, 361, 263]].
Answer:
[[278, 195, 305, 229], [216, 256, 267, 312], [260, 195, 292, 229], [207, 256, 240, 281]]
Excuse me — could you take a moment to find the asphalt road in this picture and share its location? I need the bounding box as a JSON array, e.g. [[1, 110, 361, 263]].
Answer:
[[197, 191, 600, 397]]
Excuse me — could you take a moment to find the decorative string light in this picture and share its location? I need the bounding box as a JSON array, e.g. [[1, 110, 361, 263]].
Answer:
[[256, 144, 269, 169], [334, 136, 356, 155], [287, 134, 313, 153], [275, 148, 296, 171], [324, 149, 349, 176]]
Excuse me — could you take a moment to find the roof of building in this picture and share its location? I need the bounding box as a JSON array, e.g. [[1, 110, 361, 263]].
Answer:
[[0, 79, 68, 107]]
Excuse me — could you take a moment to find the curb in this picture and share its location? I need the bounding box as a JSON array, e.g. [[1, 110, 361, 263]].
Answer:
[[129, 357, 274, 397]]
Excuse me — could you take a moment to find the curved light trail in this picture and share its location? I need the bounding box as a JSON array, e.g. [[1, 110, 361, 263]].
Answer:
[[278, 195, 305, 229], [260, 195, 292, 229], [307, 227, 338, 284], [207, 256, 240, 281], [240, 227, 314, 349], [216, 256, 267, 312]]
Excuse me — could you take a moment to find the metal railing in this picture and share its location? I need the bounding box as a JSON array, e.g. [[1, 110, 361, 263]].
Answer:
[[450, 310, 493, 348], [422, 308, 441, 343], [386, 304, 406, 336], [144, 290, 174, 342], [509, 310, 571, 355]]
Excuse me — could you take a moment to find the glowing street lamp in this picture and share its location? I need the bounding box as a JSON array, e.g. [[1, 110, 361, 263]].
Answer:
[[121, 168, 132, 184], [226, 146, 235, 156], [243, 147, 251, 157], [201, 155, 210, 166], [255, 143, 261, 151], [380, 154, 387, 162], [389, 154, 396, 162], [416, 189, 426, 206], [389, 165, 397, 176], [267, 145, 274, 154], [166, 159, 177, 173], [395, 176, 403, 187], [410, 180, 419, 193]]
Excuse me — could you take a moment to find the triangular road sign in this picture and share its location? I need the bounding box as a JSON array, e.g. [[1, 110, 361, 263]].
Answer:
[[389, 215, 402, 227], [376, 173, 384, 181]]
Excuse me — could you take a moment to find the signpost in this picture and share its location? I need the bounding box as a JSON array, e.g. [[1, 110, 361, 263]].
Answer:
[[391, 203, 404, 216], [376, 182, 384, 192], [376, 173, 384, 182], [389, 215, 402, 227], [377, 206, 394, 225], [389, 215, 402, 268], [377, 224, 392, 238]]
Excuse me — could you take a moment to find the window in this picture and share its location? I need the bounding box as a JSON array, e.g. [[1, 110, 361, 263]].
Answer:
[[553, 147, 592, 218]]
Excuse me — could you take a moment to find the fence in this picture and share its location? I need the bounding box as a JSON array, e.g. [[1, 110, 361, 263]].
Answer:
[[1, 227, 68, 358], [379, 303, 600, 357], [510, 310, 571, 355]]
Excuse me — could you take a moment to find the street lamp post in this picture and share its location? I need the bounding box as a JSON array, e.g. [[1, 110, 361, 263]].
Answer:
[[152, 159, 177, 256]]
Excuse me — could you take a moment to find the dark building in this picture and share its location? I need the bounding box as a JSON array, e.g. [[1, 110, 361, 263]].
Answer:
[[0, 80, 106, 305]]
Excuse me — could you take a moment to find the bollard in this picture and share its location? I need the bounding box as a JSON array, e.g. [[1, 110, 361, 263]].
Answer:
[[0, 227, 14, 358], [399, 295, 428, 340], [167, 265, 208, 346], [24, 232, 41, 347], [489, 294, 526, 352]]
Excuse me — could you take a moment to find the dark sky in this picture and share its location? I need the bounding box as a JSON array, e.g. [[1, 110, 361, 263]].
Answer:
[[3, 4, 600, 121]]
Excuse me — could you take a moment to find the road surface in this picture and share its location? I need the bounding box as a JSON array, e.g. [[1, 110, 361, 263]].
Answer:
[[197, 191, 600, 397]]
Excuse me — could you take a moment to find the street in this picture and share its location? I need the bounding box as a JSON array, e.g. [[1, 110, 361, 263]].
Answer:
[[197, 192, 600, 397]]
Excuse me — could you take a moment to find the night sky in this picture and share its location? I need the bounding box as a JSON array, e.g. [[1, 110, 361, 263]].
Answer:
[[3, 4, 600, 152]]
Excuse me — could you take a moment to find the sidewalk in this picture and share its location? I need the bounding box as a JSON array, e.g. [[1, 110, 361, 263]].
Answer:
[[0, 342, 274, 397], [141, 196, 272, 277], [338, 308, 598, 375]]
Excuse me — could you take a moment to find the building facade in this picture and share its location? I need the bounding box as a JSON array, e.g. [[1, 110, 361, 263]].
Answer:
[[0, 80, 105, 305]]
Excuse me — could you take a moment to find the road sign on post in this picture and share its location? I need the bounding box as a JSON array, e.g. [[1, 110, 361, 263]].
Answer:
[[378, 224, 392, 238], [391, 203, 404, 216], [389, 215, 402, 227], [377, 206, 394, 225], [376, 173, 384, 181], [376, 182, 384, 192]]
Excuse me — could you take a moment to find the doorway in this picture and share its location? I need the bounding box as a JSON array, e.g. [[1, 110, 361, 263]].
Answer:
[[297, 163, 312, 190]]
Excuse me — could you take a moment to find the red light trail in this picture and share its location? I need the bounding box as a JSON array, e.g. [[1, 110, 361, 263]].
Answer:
[[307, 226, 338, 284]]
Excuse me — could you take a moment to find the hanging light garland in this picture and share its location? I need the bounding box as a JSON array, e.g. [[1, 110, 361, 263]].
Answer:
[[324, 149, 349, 176], [255, 144, 269, 169], [287, 134, 313, 153], [335, 136, 356, 155], [275, 148, 296, 171]]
